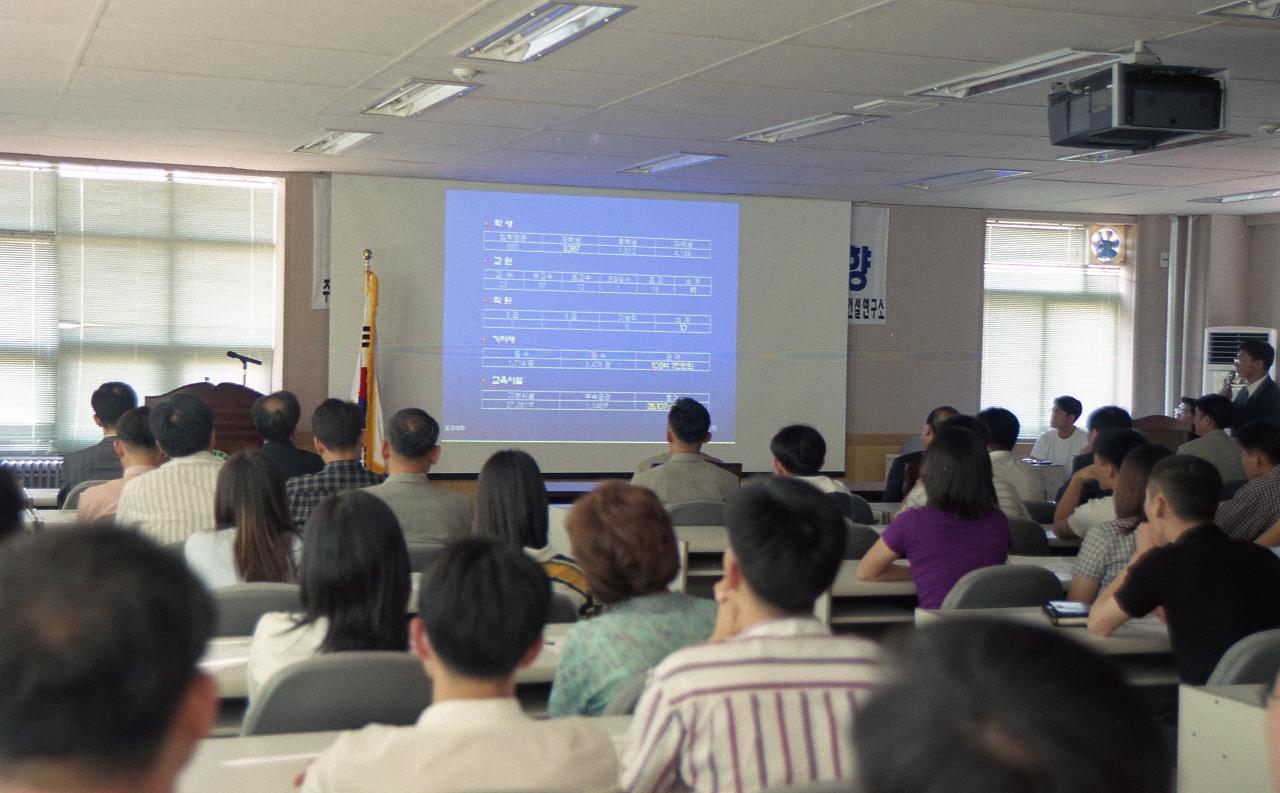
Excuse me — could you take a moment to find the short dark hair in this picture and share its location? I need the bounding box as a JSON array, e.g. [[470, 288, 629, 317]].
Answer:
[[725, 478, 845, 612], [923, 425, 998, 520], [1194, 393, 1234, 431], [0, 527, 214, 778], [90, 382, 137, 428], [419, 537, 549, 679], [1054, 395, 1083, 421], [311, 398, 364, 451], [1092, 428, 1147, 469], [149, 393, 214, 457], [1239, 339, 1276, 371], [770, 424, 827, 475], [385, 408, 440, 458], [0, 467, 22, 542], [856, 619, 1169, 793], [925, 405, 959, 430], [667, 397, 711, 444], [567, 482, 677, 604], [1087, 406, 1132, 433], [940, 414, 991, 446], [1113, 444, 1174, 525], [1179, 396, 1199, 414], [1234, 420, 1280, 465], [114, 407, 156, 451], [1147, 455, 1222, 524], [475, 450, 548, 549], [977, 407, 1021, 451], [251, 391, 302, 443]]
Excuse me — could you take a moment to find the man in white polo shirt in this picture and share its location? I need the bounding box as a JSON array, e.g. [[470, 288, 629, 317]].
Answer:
[[1029, 395, 1087, 468]]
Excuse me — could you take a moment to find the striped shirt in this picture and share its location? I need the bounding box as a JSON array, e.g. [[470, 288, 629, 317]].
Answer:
[[620, 617, 883, 793], [115, 452, 223, 545]]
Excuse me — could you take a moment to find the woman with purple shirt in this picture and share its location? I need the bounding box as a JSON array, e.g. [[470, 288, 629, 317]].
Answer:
[[856, 423, 1010, 608]]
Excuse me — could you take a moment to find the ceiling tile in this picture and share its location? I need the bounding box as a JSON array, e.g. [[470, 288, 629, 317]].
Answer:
[[67, 67, 345, 113]]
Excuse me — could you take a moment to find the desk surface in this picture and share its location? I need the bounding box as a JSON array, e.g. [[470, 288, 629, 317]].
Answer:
[[28, 488, 58, 508], [24, 509, 80, 530], [915, 606, 1170, 656], [1179, 684, 1271, 793]]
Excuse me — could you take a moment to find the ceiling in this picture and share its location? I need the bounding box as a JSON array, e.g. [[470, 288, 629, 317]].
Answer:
[[5, 0, 1280, 214]]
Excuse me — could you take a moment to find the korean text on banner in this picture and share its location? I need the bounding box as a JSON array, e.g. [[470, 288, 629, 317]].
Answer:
[[849, 205, 889, 325]]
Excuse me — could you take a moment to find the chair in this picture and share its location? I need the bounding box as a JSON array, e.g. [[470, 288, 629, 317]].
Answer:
[[1207, 628, 1280, 685], [601, 670, 649, 716], [826, 492, 875, 525], [1007, 517, 1051, 556], [547, 592, 579, 623], [212, 583, 302, 637], [843, 523, 880, 560], [940, 565, 1063, 610], [666, 501, 725, 526], [406, 543, 443, 575], [61, 479, 107, 510], [240, 652, 431, 736], [668, 538, 689, 594], [1021, 500, 1056, 524], [1221, 478, 1247, 501]]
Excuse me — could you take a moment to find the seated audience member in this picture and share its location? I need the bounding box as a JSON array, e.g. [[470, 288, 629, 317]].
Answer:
[[286, 398, 383, 527], [298, 537, 618, 793], [631, 397, 738, 504], [1219, 420, 1280, 543], [247, 491, 409, 699], [1067, 444, 1172, 604], [1053, 428, 1146, 540], [116, 394, 223, 544], [1175, 395, 1199, 431], [548, 482, 714, 717], [475, 449, 592, 614], [57, 380, 136, 506], [978, 406, 1041, 501], [856, 619, 1169, 793], [0, 466, 24, 541], [884, 405, 957, 502], [859, 425, 1010, 609], [76, 407, 162, 523], [0, 527, 217, 793], [770, 423, 851, 494], [1029, 395, 1088, 468], [1056, 405, 1133, 503], [184, 450, 302, 590], [363, 408, 470, 545], [252, 390, 324, 480], [621, 478, 882, 793], [1221, 339, 1280, 428], [1089, 455, 1280, 684], [899, 415, 1029, 520], [1178, 393, 1244, 482], [635, 396, 723, 473]]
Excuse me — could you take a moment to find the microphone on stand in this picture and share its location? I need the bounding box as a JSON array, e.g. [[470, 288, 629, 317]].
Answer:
[[226, 351, 262, 386]]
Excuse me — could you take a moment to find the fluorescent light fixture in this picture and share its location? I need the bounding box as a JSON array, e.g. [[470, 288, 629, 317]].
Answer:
[[898, 169, 1030, 190], [908, 49, 1126, 99], [1199, 0, 1280, 18], [1190, 187, 1280, 204], [461, 2, 633, 63], [617, 152, 725, 174], [733, 113, 884, 144], [293, 130, 377, 155], [363, 80, 477, 118], [853, 98, 939, 116]]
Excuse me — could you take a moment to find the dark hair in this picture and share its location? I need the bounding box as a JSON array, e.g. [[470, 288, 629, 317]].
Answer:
[[385, 408, 440, 458], [1053, 396, 1083, 421], [149, 393, 214, 457], [725, 478, 845, 611], [1234, 420, 1280, 465], [475, 450, 548, 549], [0, 527, 214, 777], [1087, 406, 1132, 433], [667, 397, 711, 444], [311, 398, 364, 451], [940, 414, 991, 446], [1179, 396, 1199, 414], [251, 391, 302, 444], [1194, 393, 1234, 431], [1147, 455, 1222, 524], [90, 381, 137, 428], [296, 491, 410, 653], [1092, 428, 1146, 469], [214, 451, 299, 584], [923, 425, 998, 520], [977, 407, 1021, 451], [0, 467, 22, 542], [114, 407, 156, 450], [1113, 445, 1173, 530], [856, 620, 1169, 793], [770, 424, 827, 475], [925, 405, 959, 430], [419, 537, 549, 679], [567, 481, 677, 604], [1239, 338, 1276, 371]]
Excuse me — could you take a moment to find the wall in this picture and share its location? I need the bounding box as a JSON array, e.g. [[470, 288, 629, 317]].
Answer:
[[279, 174, 329, 433], [1247, 214, 1280, 337]]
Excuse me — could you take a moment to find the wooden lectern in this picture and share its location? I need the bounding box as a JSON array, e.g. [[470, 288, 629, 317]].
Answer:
[[145, 382, 264, 456]]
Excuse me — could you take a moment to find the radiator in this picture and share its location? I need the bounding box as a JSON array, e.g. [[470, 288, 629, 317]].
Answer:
[[1, 458, 65, 489]]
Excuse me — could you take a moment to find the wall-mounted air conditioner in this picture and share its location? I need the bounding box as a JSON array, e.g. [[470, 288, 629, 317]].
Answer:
[[1203, 326, 1277, 396]]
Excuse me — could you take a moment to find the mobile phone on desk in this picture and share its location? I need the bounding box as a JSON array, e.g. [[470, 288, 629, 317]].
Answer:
[[1042, 600, 1089, 626]]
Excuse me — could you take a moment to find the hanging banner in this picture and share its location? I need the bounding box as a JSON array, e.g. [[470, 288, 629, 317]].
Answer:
[[312, 175, 332, 309], [849, 205, 888, 325]]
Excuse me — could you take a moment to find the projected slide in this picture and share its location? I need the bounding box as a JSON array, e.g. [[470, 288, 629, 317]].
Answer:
[[441, 190, 739, 443]]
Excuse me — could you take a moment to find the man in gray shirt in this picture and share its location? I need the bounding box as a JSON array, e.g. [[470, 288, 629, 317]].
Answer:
[[632, 397, 738, 505], [1178, 393, 1245, 483], [365, 408, 472, 545]]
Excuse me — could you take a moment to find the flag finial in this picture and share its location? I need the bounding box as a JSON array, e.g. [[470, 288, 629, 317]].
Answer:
[[362, 248, 373, 271]]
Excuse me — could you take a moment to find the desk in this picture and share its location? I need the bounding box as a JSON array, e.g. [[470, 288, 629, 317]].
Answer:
[[27, 488, 58, 508], [24, 509, 80, 531], [1025, 463, 1066, 501], [1178, 684, 1271, 793]]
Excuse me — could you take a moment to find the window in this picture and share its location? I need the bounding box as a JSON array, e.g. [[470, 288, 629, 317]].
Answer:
[[981, 220, 1128, 439], [0, 163, 279, 454]]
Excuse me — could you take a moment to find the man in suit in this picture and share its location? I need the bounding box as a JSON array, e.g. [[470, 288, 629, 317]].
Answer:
[[1220, 339, 1280, 429], [287, 399, 384, 527], [58, 381, 136, 506], [364, 408, 471, 546], [1178, 393, 1245, 483], [252, 390, 324, 480], [884, 405, 957, 502]]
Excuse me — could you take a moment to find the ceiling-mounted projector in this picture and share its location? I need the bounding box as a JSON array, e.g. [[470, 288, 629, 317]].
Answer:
[[1049, 63, 1225, 150]]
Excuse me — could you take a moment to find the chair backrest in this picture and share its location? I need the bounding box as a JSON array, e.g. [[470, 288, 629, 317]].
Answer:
[[1207, 628, 1280, 685], [240, 651, 431, 736], [666, 501, 725, 526], [601, 670, 649, 716], [62, 478, 108, 510], [1021, 499, 1056, 525], [213, 583, 302, 637], [902, 460, 922, 499], [1007, 517, 1051, 556], [828, 490, 854, 519], [843, 523, 880, 560], [547, 592, 579, 623], [940, 564, 1063, 609], [845, 493, 875, 525], [406, 543, 444, 575], [668, 538, 689, 594]]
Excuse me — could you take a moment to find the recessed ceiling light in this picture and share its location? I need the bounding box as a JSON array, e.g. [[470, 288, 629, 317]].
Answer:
[[1189, 188, 1280, 204], [460, 2, 633, 63], [363, 80, 477, 118], [617, 153, 725, 174], [1199, 0, 1280, 19], [907, 49, 1125, 99], [292, 130, 377, 155], [733, 113, 885, 144], [897, 169, 1030, 190]]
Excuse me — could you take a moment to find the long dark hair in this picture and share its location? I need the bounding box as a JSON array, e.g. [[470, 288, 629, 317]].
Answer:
[[214, 451, 299, 583], [475, 450, 548, 549], [295, 491, 410, 653], [922, 425, 999, 520], [1113, 444, 1173, 535]]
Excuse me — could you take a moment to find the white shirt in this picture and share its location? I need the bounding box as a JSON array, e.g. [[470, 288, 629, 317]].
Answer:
[[247, 612, 328, 701], [1029, 427, 1087, 468], [301, 697, 620, 793], [989, 451, 1041, 503], [1067, 494, 1115, 539], [183, 528, 302, 591], [793, 474, 852, 495], [115, 451, 223, 545]]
